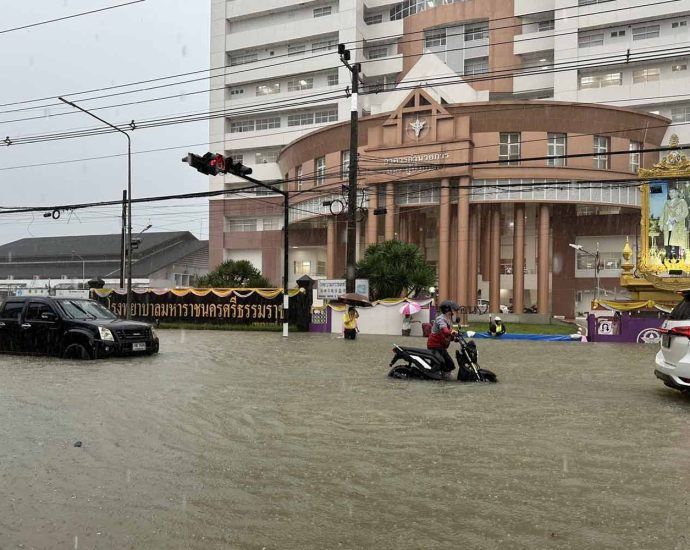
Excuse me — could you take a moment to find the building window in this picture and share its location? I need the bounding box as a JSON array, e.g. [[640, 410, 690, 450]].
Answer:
[[424, 29, 446, 48], [230, 120, 255, 133], [341, 150, 350, 179], [364, 13, 383, 25], [610, 30, 625, 37], [396, 182, 440, 205], [255, 151, 279, 164], [317, 261, 326, 276], [314, 109, 338, 123], [262, 217, 282, 230], [173, 273, 191, 287], [256, 82, 280, 96], [578, 31, 604, 47], [547, 133, 567, 166], [632, 67, 661, 83], [228, 153, 243, 164], [672, 20, 687, 28], [673, 63, 688, 72], [313, 6, 332, 17], [632, 25, 660, 41], [629, 141, 641, 173], [579, 72, 622, 89], [593, 135, 610, 169], [390, 0, 459, 21], [538, 20, 555, 32], [327, 72, 339, 86], [256, 117, 281, 130], [287, 112, 314, 126], [671, 105, 690, 122], [366, 46, 388, 59], [229, 52, 257, 66], [294, 260, 312, 275], [464, 56, 488, 75], [288, 44, 306, 57], [296, 165, 303, 191], [226, 218, 258, 232], [464, 22, 489, 41], [312, 39, 338, 53], [499, 133, 521, 165], [287, 77, 314, 92], [315, 157, 326, 185]]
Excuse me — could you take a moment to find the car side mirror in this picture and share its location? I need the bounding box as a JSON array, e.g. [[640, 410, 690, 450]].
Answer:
[[40, 312, 57, 321]]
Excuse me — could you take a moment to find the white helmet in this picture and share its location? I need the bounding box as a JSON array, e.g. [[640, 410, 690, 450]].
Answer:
[[494, 316, 501, 321]]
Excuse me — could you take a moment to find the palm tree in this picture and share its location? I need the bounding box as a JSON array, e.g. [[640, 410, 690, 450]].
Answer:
[[355, 240, 436, 300]]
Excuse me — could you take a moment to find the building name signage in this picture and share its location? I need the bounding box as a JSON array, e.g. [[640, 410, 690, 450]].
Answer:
[[317, 279, 369, 300], [383, 152, 450, 174]]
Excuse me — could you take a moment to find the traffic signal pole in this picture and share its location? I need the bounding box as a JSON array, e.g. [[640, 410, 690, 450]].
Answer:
[[338, 45, 360, 294], [182, 154, 290, 337]]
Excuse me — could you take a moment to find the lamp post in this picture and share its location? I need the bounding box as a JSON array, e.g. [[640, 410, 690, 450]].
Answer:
[[569, 243, 601, 301], [59, 97, 133, 319]]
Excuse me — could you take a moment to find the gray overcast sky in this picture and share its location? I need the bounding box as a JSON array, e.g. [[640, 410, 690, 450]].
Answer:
[[0, 0, 210, 244]]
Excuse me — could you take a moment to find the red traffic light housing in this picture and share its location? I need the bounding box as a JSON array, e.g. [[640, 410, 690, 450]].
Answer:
[[182, 152, 225, 176]]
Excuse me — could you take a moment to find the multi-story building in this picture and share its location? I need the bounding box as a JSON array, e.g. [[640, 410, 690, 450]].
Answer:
[[209, 0, 690, 317]]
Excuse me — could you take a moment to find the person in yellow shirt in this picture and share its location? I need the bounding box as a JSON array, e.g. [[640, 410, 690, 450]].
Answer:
[[343, 306, 359, 340]]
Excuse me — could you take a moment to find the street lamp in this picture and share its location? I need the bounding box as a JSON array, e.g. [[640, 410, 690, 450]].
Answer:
[[59, 97, 133, 319], [569, 242, 601, 301]]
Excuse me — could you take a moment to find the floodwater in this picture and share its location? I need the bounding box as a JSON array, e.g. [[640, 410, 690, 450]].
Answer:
[[1, 331, 688, 549]]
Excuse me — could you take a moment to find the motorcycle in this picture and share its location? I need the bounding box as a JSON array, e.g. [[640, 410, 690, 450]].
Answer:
[[387, 331, 498, 382]]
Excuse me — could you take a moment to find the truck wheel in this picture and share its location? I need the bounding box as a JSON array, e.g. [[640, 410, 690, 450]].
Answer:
[[63, 342, 93, 360]]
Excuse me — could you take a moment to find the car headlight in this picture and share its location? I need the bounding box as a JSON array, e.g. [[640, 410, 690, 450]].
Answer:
[[151, 327, 159, 339], [98, 326, 114, 342]]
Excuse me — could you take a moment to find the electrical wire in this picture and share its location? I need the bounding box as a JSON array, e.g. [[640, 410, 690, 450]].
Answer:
[[0, 0, 146, 35]]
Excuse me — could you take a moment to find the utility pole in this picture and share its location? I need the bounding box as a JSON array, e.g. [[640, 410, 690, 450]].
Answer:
[[182, 153, 290, 338], [338, 43, 361, 294], [120, 190, 127, 289]]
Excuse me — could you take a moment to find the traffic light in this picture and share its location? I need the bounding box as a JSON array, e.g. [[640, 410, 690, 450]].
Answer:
[[182, 152, 225, 176], [225, 158, 253, 177]]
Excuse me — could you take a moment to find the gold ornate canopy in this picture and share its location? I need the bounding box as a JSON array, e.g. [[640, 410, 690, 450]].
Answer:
[[630, 135, 690, 292]]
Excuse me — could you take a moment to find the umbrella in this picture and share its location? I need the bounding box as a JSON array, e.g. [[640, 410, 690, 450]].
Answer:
[[439, 299, 460, 311], [399, 302, 422, 315], [337, 293, 373, 307]]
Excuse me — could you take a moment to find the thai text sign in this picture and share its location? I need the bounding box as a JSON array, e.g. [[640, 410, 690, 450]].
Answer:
[[317, 279, 369, 300], [93, 288, 284, 324]]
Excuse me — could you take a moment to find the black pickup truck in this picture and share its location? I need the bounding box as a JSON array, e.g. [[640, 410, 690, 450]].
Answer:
[[0, 296, 159, 359]]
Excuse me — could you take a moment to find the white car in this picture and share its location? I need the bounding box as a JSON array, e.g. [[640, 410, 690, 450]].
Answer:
[[655, 298, 690, 392]]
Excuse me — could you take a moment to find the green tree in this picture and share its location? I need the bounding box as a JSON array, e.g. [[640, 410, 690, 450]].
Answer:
[[196, 259, 271, 288], [355, 240, 436, 300]]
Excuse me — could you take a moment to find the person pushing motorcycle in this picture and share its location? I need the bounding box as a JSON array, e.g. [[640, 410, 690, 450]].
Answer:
[[427, 300, 460, 373]]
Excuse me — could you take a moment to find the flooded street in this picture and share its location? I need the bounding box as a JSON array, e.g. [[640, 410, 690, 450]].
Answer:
[[1, 331, 689, 549]]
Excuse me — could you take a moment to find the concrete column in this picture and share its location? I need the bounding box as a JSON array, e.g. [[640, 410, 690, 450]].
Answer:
[[512, 203, 525, 314], [438, 179, 450, 300], [367, 186, 377, 246], [385, 182, 395, 240], [480, 204, 491, 279], [468, 204, 479, 308], [456, 177, 470, 305], [327, 217, 337, 278], [489, 205, 501, 313], [537, 203, 551, 314]]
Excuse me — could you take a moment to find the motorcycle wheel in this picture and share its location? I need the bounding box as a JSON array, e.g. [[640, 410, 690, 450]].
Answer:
[[389, 365, 414, 379], [478, 369, 498, 383]]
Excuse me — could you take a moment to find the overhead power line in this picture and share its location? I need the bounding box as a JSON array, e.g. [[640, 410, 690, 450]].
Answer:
[[0, 1, 146, 35], [0, 0, 679, 114]]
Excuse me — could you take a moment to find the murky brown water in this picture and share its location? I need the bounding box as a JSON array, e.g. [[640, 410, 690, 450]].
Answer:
[[1, 331, 688, 549]]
